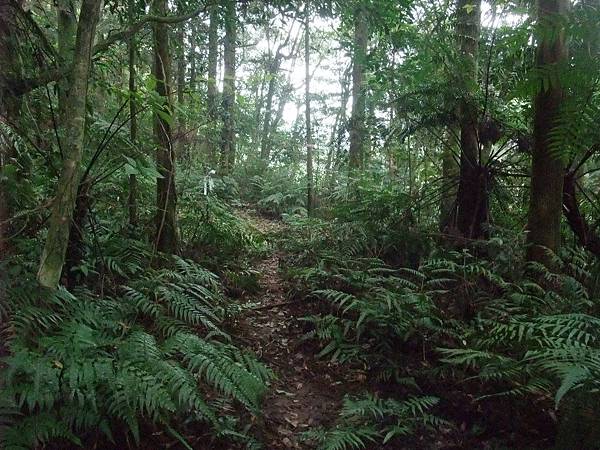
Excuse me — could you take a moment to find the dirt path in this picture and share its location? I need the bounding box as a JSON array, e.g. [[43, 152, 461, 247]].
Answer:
[[234, 212, 356, 449]]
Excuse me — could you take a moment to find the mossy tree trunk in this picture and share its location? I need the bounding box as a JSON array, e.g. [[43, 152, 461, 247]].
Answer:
[[37, 0, 102, 288]]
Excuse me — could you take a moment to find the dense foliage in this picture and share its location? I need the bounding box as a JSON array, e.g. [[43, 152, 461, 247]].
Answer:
[[1, 0, 600, 448]]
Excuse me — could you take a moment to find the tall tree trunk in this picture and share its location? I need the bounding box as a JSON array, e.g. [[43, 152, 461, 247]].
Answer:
[[188, 22, 197, 94], [259, 58, 280, 162], [207, 4, 219, 167], [0, 0, 22, 261], [326, 67, 351, 174], [219, 0, 236, 174], [562, 173, 600, 257], [526, 0, 568, 264], [271, 83, 293, 139], [455, 0, 486, 240], [152, 0, 178, 254], [175, 2, 186, 159], [37, 0, 102, 288], [305, 1, 315, 215], [260, 39, 291, 162], [57, 0, 77, 125], [440, 128, 459, 231], [127, 0, 138, 230], [348, 5, 368, 173]]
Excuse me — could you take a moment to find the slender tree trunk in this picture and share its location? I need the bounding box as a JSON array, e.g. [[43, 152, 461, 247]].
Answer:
[[127, 0, 138, 229], [219, 0, 236, 174], [271, 83, 293, 138], [152, 0, 178, 254], [260, 46, 288, 162], [37, 0, 102, 288], [188, 22, 197, 93], [440, 128, 459, 231], [305, 1, 315, 215], [253, 73, 266, 148], [175, 2, 186, 159], [326, 67, 351, 174], [455, 0, 486, 240], [348, 5, 368, 173], [207, 4, 219, 167], [526, 0, 568, 264]]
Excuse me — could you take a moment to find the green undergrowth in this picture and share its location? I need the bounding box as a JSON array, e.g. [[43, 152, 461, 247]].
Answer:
[[280, 204, 600, 448], [0, 238, 271, 449]]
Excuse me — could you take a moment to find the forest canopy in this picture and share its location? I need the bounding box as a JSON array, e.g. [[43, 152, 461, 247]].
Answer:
[[1, 0, 600, 448]]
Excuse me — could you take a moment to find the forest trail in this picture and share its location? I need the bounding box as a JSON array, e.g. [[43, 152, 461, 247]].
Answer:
[[233, 211, 357, 449]]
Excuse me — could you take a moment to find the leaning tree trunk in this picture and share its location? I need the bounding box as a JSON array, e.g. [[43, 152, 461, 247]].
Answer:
[[455, 0, 486, 240], [37, 0, 102, 288], [305, 0, 315, 215], [348, 5, 368, 174], [152, 0, 178, 255], [526, 0, 568, 264], [219, 0, 236, 174]]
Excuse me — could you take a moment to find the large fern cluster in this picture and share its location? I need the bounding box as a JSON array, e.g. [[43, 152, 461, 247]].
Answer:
[[439, 249, 600, 411], [304, 394, 447, 450], [301, 259, 445, 372], [0, 257, 271, 449], [284, 208, 600, 443], [180, 195, 266, 265]]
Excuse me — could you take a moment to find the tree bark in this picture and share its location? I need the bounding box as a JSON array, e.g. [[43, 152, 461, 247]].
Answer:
[[152, 0, 178, 254], [526, 0, 568, 264], [206, 4, 219, 167], [57, 0, 77, 125], [562, 173, 600, 257], [305, 1, 315, 215], [0, 0, 22, 258], [175, 2, 186, 160], [326, 67, 351, 174], [440, 128, 459, 231], [127, 0, 138, 230], [348, 5, 368, 173], [259, 57, 281, 162], [219, 0, 236, 174], [455, 0, 486, 240], [37, 0, 102, 288]]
